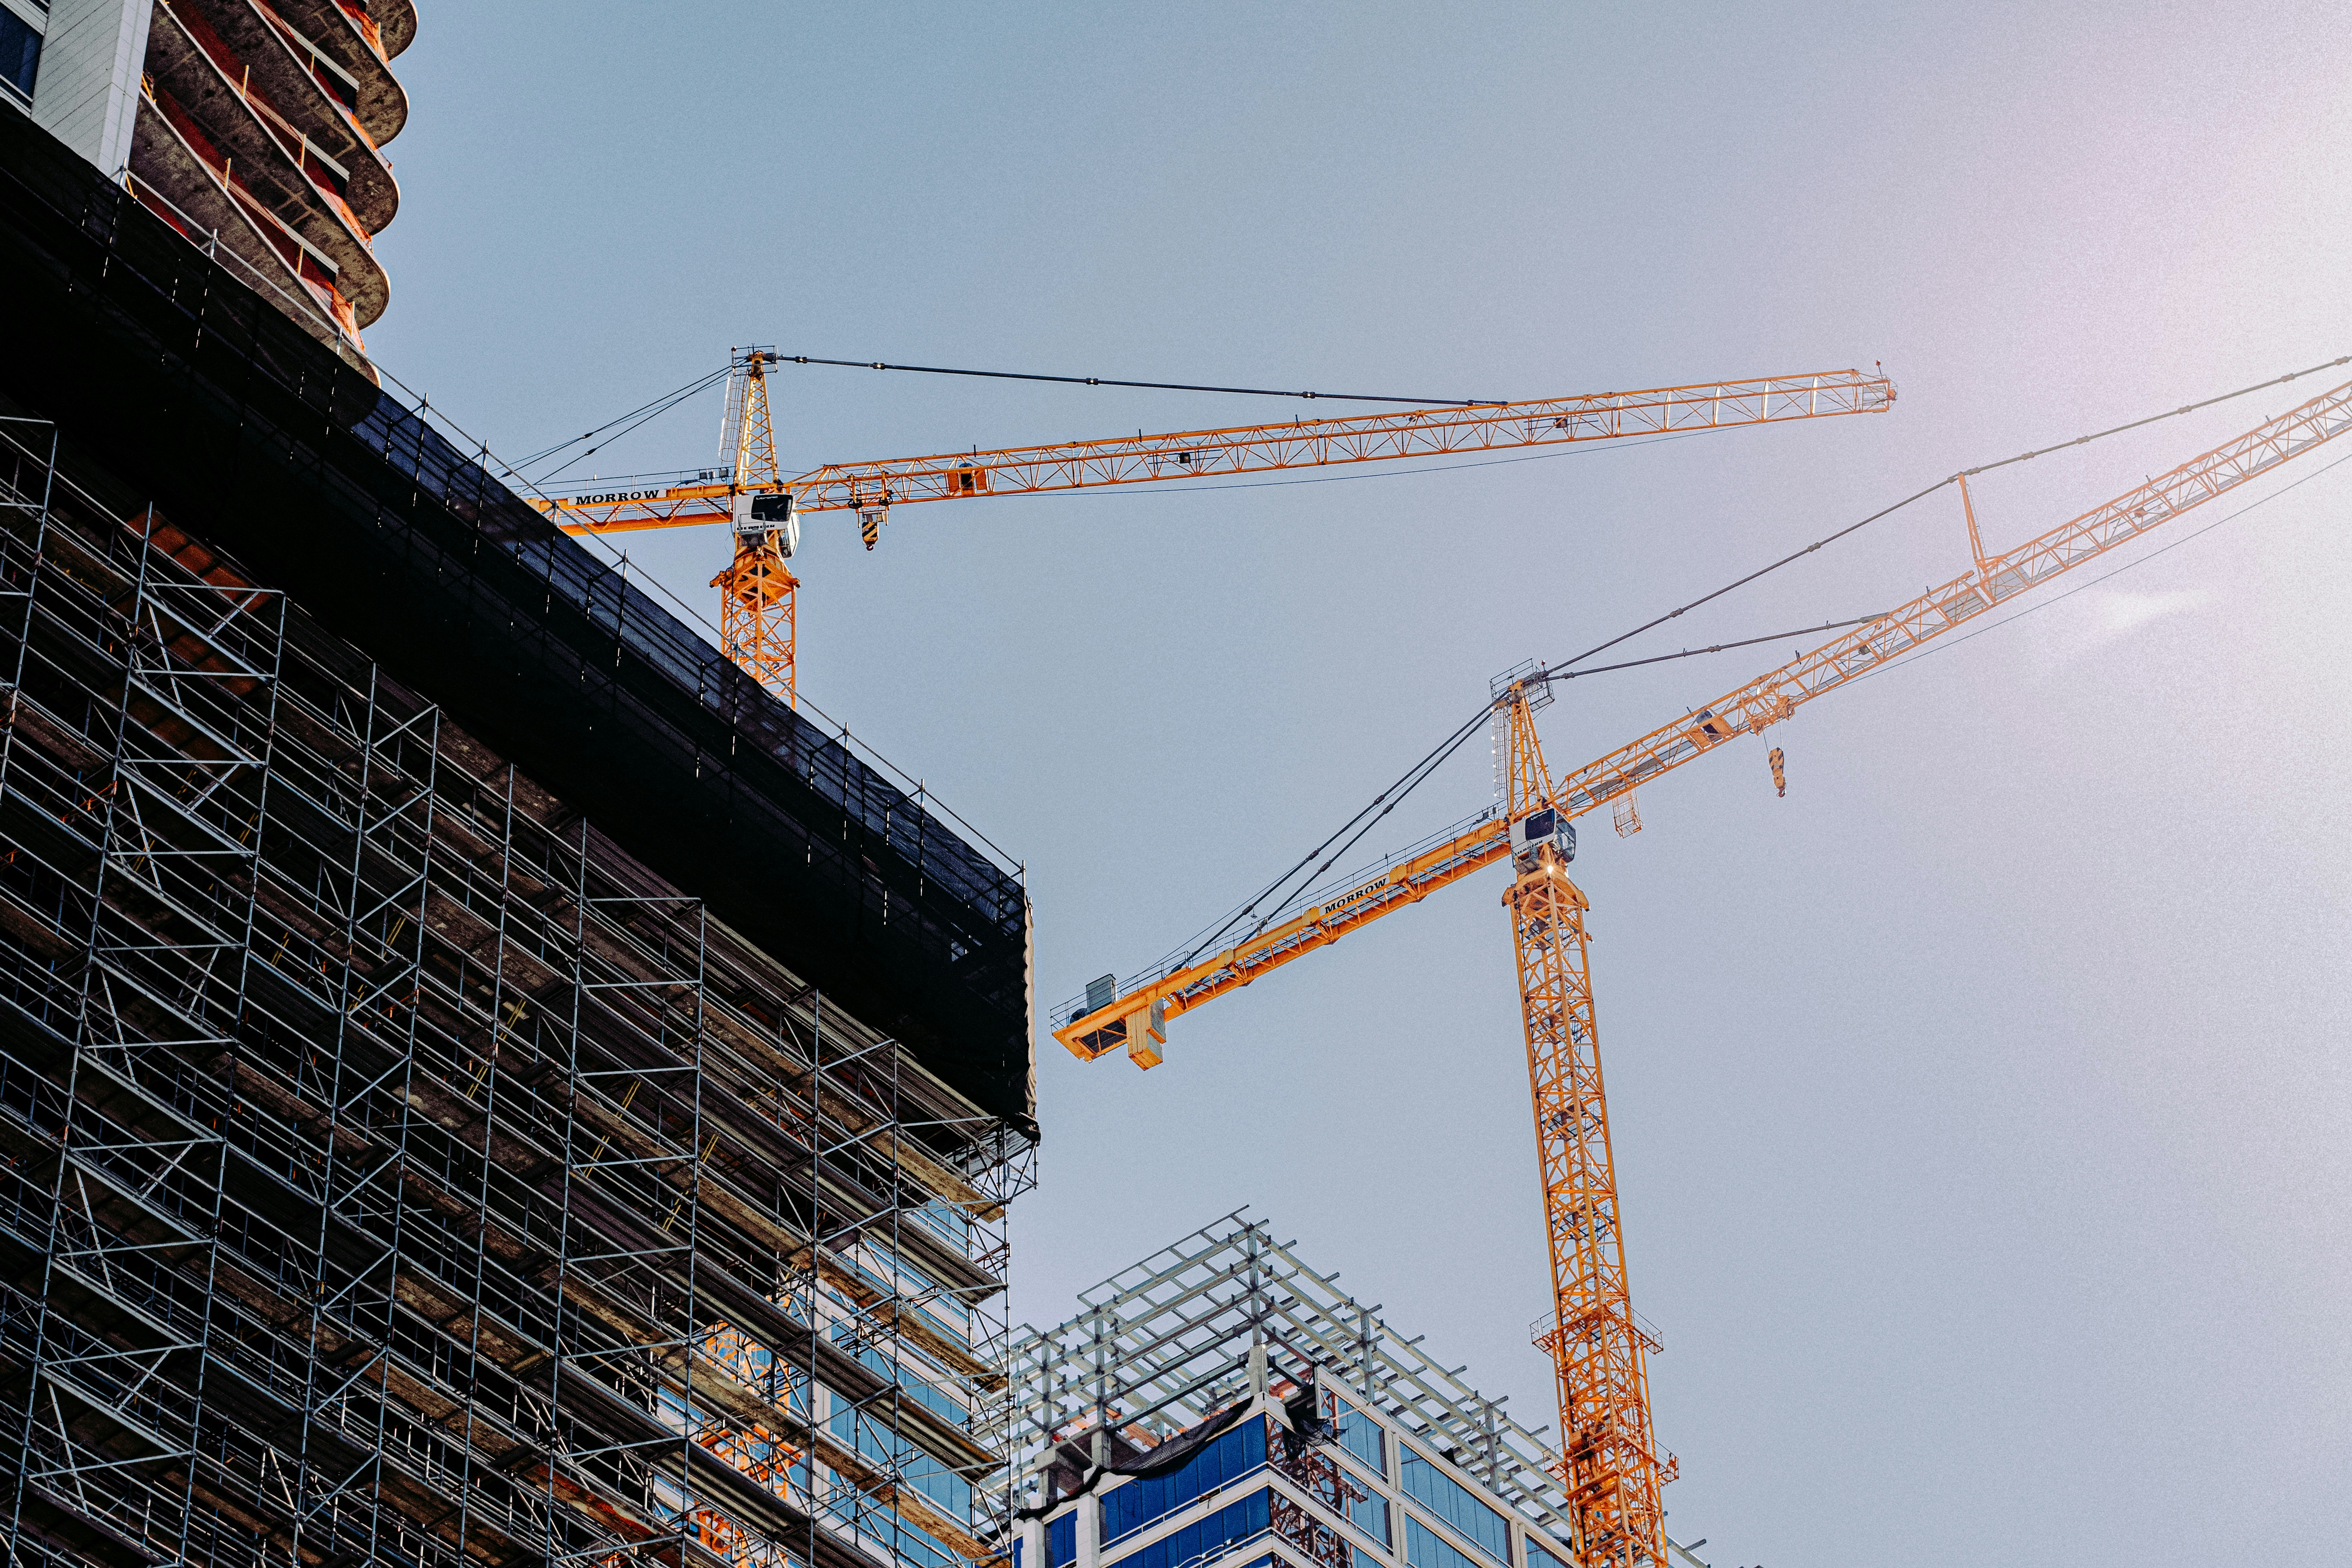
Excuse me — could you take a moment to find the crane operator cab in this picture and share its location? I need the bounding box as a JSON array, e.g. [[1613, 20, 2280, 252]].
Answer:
[[1509, 806, 1577, 875], [733, 489, 800, 557]]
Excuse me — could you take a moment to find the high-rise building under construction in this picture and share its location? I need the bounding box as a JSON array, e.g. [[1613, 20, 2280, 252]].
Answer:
[[0, 63, 1041, 1568]]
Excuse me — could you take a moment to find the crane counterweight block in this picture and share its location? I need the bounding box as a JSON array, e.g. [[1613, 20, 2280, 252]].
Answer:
[[1061, 995, 1167, 1065]]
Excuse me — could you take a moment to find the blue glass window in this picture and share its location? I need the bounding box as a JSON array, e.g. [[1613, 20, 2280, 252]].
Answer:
[[1350, 1492, 1391, 1548], [0, 12, 39, 103], [1399, 1452, 1509, 1566], [1354, 1549, 1389, 1568], [1050, 1512, 1077, 1568], [831, 1392, 971, 1527], [1405, 1516, 1486, 1568], [1331, 1396, 1386, 1478], [1105, 1491, 1269, 1568], [1526, 1540, 1571, 1568], [1012, 1540, 1023, 1568], [1101, 1418, 1267, 1544], [832, 1326, 972, 1430]]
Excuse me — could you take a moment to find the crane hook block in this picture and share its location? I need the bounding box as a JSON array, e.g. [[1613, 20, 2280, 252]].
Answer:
[[1768, 747, 1787, 798]]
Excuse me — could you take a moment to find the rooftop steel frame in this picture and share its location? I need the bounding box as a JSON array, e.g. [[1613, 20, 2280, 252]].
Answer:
[[988, 1214, 1584, 1554]]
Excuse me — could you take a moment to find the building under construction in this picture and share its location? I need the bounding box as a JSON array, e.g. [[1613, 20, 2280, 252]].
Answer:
[[0, 92, 1039, 1568], [990, 1215, 1683, 1568]]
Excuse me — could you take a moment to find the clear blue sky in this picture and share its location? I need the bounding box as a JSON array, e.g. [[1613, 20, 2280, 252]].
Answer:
[[367, 7, 2350, 1566]]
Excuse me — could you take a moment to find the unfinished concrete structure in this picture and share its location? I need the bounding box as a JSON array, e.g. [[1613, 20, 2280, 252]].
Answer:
[[992, 1215, 1618, 1568], [0, 98, 1037, 1568]]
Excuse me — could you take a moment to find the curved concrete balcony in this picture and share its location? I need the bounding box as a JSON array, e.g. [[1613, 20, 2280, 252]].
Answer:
[[148, 3, 391, 325], [185, 0, 403, 225], [128, 90, 374, 374], [274, 0, 412, 145], [372, 0, 418, 59]]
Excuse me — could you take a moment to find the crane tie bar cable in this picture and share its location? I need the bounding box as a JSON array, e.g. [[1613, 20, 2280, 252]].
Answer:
[[769, 353, 1505, 408], [1547, 615, 1891, 679], [1540, 352, 2350, 679], [513, 366, 738, 486], [1960, 354, 2350, 476]]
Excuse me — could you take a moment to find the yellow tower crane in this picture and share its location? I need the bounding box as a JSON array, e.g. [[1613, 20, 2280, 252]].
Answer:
[[1053, 372, 2352, 1568], [529, 354, 1897, 704]]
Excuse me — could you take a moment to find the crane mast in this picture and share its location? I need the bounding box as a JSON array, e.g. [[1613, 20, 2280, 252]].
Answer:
[[710, 354, 800, 703], [1500, 679, 1668, 1568]]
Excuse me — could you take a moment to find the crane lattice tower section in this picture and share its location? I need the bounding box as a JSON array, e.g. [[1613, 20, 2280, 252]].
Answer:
[[0, 100, 1041, 1568]]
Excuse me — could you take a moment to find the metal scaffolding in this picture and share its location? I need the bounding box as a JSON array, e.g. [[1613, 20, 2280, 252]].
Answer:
[[0, 413, 1037, 1568]]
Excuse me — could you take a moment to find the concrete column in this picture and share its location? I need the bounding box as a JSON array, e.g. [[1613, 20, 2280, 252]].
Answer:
[[1076, 1479, 1101, 1568], [30, 0, 150, 177]]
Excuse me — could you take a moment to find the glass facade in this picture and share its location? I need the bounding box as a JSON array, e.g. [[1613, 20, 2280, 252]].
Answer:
[[1404, 1515, 1488, 1568], [1333, 1395, 1387, 1477], [1106, 1490, 1271, 1568], [1400, 1451, 1512, 1564], [1104, 1419, 1269, 1544], [1048, 1381, 1579, 1568]]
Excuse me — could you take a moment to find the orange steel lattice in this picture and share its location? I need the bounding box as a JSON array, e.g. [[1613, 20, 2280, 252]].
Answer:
[[714, 530, 797, 701], [708, 355, 799, 703], [685, 1324, 804, 1567], [1499, 683, 1668, 1568], [531, 365, 1895, 700]]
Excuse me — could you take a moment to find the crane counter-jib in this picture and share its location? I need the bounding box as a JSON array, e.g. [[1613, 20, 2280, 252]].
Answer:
[[1054, 371, 2352, 1066]]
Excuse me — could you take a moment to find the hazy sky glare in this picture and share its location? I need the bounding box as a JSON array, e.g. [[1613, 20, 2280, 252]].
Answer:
[[365, 7, 2350, 1566]]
